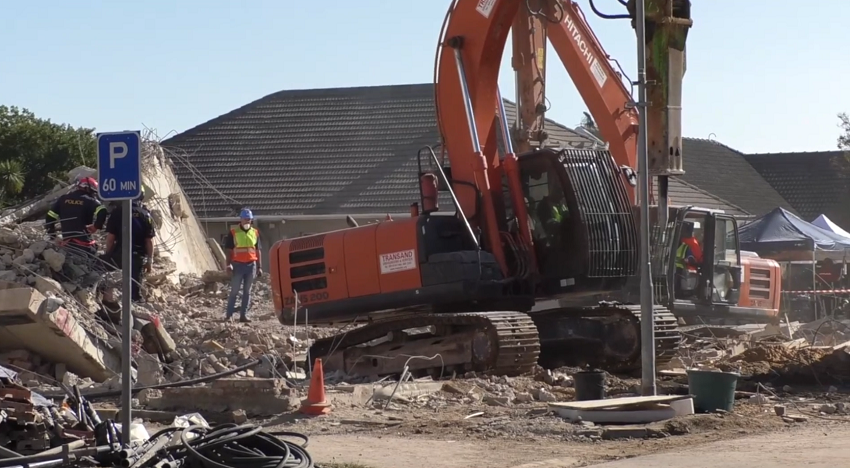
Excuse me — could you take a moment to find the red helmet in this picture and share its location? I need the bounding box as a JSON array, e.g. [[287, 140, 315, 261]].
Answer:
[[77, 177, 98, 191]]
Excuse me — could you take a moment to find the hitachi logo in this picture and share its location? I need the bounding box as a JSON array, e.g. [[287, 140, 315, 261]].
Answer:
[[565, 13, 596, 68]]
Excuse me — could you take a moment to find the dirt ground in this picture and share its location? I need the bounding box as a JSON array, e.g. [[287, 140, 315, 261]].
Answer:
[[302, 418, 850, 468], [255, 381, 850, 468]]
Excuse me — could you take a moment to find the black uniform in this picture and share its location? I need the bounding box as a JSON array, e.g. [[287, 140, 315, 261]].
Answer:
[[45, 189, 108, 256], [105, 200, 156, 302]]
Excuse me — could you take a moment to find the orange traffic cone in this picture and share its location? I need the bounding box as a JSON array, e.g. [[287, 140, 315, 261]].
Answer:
[[299, 358, 332, 416]]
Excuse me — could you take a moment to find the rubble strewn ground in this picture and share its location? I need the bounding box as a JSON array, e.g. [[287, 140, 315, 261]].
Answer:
[[2, 176, 850, 466]]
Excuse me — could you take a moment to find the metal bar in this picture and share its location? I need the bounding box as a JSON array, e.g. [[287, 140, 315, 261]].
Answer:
[[636, 0, 657, 396], [424, 147, 479, 249], [121, 199, 134, 443], [452, 48, 482, 153], [496, 91, 515, 156]]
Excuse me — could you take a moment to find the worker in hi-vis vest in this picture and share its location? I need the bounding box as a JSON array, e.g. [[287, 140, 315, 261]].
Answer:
[[223, 208, 263, 322], [675, 221, 703, 296]]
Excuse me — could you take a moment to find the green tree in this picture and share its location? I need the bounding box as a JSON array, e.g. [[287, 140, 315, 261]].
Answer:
[[839, 113, 850, 150], [0, 160, 25, 200], [0, 106, 96, 206]]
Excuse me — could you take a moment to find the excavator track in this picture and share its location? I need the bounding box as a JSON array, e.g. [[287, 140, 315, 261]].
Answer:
[[308, 311, 541, 379], [530, 303, 680, 373]]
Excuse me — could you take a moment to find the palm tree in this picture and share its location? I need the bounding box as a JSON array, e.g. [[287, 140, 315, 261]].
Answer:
[[0, 159, 25, 205]]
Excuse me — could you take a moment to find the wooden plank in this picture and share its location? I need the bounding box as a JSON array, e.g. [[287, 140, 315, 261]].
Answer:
[[548, 394, 690, 411]]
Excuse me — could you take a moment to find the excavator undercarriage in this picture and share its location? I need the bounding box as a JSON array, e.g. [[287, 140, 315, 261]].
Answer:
[[307, 303, 678, 379]]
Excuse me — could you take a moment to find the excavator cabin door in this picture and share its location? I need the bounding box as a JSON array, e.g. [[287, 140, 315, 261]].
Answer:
[[667, 208, 742, 306]]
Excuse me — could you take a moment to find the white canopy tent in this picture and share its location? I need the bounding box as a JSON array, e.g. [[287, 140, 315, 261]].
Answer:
[[812, 214, 850, 240]]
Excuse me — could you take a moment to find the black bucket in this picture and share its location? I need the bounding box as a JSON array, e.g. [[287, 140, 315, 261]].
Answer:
[[574, 371, 606, 401]]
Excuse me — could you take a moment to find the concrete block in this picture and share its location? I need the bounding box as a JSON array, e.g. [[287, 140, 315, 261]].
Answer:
[[601, 426, 649, 440], [146, 385, 298, 417], [0, 286, 120, 381], [211, 378, 287, 392]]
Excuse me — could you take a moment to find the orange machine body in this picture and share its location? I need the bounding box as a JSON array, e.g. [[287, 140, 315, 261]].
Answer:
[[271, 218, 422, 315], [739, 256, 782, 314]]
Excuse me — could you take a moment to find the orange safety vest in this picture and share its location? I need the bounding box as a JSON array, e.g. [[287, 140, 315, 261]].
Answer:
[[230, 226, 259, 263]]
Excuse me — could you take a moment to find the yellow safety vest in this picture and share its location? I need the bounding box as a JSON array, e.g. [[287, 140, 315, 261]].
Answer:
[[551, 203, 568, 222], [231, 226, 259, 263], [675, 243, 697, 271]]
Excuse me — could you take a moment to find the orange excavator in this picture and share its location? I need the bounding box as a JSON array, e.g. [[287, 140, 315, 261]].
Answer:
[[509, 1, 782, 326], [269, 0, 759, 379]]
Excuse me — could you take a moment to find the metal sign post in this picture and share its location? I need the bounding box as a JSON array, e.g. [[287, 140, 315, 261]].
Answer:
[[96, 131, 142, 444], [634, 0, 657, 396]]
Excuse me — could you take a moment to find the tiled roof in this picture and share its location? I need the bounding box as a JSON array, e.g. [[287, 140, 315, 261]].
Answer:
[[162, 83, 594, 218], [653, 177, 750, 217], [162, 83, 776, 219], [743, 150, 850, 227], [678, 139, 794, 217]]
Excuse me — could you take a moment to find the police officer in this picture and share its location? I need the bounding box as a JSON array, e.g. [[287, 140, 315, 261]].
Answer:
[[45, 177, 108, 258], [104, 187, 156, 302]]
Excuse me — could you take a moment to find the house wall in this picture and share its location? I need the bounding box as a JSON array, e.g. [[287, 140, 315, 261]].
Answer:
[[201, 216, 400, 270]]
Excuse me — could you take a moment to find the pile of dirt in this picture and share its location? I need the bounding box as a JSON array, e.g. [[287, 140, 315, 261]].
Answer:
[[717, 343, 850, 384]]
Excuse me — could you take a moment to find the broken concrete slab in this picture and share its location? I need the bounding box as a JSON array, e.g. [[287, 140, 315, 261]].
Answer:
[[372, 381, 444, 400], [0, 285, 120, 381], [145, 379, 299, 417]]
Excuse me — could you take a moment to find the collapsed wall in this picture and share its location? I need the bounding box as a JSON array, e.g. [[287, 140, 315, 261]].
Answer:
[[140, 143, 219, 280], [0, 139, 221, 384]]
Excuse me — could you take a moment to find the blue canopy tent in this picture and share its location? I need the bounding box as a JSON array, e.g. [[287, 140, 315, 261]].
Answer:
[[738, 207, 850, 319], [738, 207, 850, 252]]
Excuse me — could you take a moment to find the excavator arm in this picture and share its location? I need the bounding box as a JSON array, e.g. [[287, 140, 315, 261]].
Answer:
[[511, 2, 551, 153], [510, 0, 692, 202], [434, 0, 645, 277], [628, 0, 691, 176]]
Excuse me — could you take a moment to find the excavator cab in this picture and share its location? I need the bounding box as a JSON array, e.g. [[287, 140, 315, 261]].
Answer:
[[659, 208, 742, 305], [514, 148, 638, 297]]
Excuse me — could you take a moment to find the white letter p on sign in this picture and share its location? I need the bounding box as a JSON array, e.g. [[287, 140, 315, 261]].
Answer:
[[109, 142, 128, 169]]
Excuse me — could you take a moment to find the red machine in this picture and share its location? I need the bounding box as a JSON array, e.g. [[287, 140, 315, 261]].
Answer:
[[509, 1, 781, 324], [270, 0, 693, 378]]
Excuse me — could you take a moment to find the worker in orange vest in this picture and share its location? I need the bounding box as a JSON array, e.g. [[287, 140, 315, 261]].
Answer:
[[223, 208, 263, 322], [675, 221, 703, 296]]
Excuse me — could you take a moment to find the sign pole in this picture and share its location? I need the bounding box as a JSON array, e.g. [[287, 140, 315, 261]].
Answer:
[[635, 0, 657, 396], [96, 130, 142, 446], [120, 199, 133, 441]]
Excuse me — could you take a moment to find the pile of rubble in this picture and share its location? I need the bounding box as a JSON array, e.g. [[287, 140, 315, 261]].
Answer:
[[672, 319, 850, 385], [0, 208, 324, 390]]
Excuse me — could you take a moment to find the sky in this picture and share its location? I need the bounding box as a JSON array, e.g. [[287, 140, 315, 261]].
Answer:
[[2, 0, 848, 154]]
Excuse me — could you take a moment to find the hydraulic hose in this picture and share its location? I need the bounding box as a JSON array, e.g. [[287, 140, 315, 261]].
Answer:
[[165, 424, 313, 468], [0, 424, 314, 468]]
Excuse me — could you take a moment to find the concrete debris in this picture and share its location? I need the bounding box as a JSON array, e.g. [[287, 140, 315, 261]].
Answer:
[[0, 159, 327, 393], [671, 319, 850, 385], [145, 378, 299, 417]]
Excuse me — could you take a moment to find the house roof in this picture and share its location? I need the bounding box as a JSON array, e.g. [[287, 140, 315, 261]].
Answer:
[[743, 150, 849, 223], [162, 83, 773, 219], [678, 139, 795, 217], [653, 177, 750, 217]]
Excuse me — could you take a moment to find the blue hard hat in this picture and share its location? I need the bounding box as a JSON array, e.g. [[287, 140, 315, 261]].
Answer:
[[239, 208, 254, 220]]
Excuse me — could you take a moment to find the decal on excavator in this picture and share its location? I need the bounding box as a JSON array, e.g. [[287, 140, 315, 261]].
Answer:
[[379, 249, 417, 274], [564, 12, 608, 88], [476, 0, 496, 18]]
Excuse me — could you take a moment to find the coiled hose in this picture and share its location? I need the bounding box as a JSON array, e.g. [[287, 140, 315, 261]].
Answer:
[[0, 423, 316, 468], [164, 423, 314, 468]]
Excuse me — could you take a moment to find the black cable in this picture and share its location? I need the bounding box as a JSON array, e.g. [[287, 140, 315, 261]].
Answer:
[[588, 0, 630, 19], [167, 424, 313, 468]]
